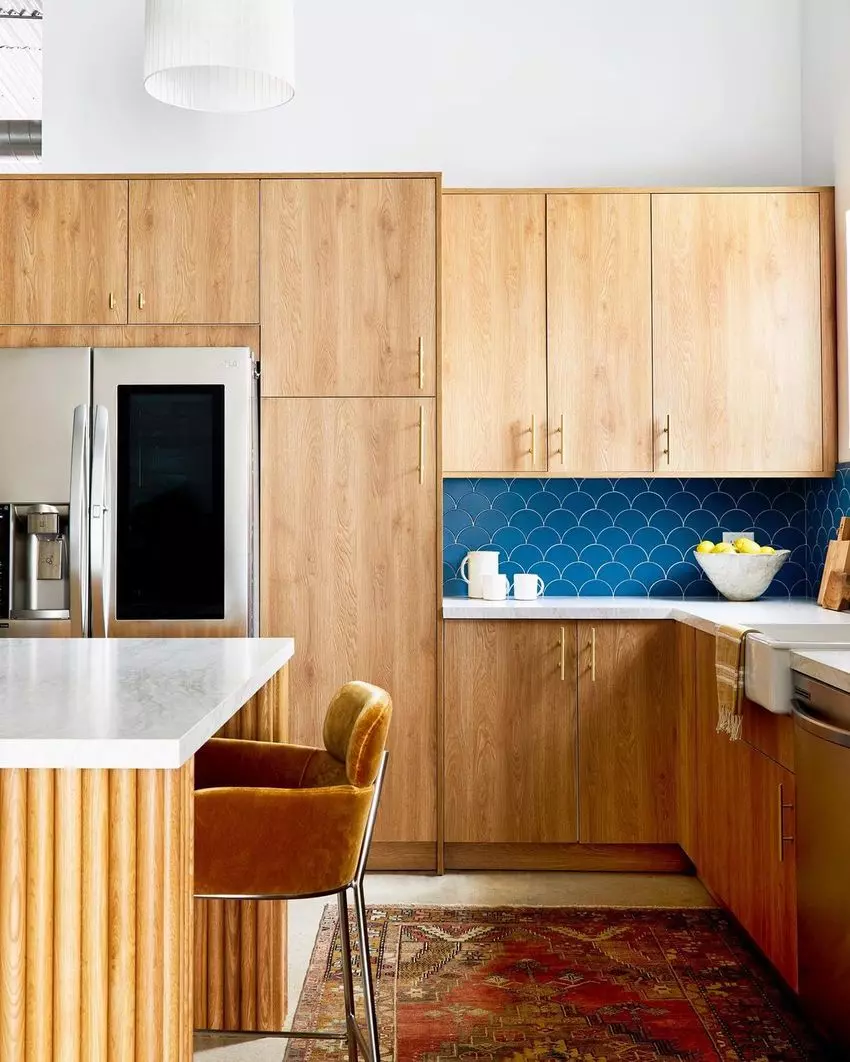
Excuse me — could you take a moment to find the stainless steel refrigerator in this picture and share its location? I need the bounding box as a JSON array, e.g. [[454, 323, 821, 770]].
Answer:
[[0, 346, 258, 638]]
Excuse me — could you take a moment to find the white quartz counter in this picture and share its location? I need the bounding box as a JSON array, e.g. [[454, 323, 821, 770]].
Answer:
[[790, 649, 850, 695], [443, 596, 850, 637], [0, 638, 294, 769]]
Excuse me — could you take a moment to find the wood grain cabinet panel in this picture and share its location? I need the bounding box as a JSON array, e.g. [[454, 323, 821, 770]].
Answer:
[[652, 192, 824, 474], [547, 193, 653, 473], [260, 178, 436, 397], [260, 398, 437, 850], [0, 179, 128, 325], [129, 178, 259, 324], [578, 622, 678, 844], [444, 621, 577, 843], [442, 193, 548, 473]]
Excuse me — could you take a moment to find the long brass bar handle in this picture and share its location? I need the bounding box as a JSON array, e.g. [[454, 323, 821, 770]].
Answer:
[[138, 291, 145, 310], [591, 627, 597, 683], [559, 627, 566, 681], [778, 782, 795, 862], [662, 413, 671, 466], [559, 413, 565, 465], [418, 337, 424, 390], [528, 414, 536, 466], [418, 406, 425, 485], [108, 291, 116, 310]]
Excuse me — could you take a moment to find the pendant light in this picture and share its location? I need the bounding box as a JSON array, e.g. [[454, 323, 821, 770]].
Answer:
[[144, 0, 295, 113]]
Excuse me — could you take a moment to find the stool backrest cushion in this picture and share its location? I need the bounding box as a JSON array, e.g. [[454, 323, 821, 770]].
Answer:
[[322, 681, 392, 787]]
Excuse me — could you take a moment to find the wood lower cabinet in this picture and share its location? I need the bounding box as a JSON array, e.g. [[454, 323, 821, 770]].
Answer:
[[0, 179, 128, 324], [261, 398, 437, 864], [442, 193, 547, 473], [260, 178, 437, 397], [577, 622, 678, 843], [444, 621, 577, 843], [129, 179, 259, 324], [547, 193, 653, 474], [694, 630, 798, 988]]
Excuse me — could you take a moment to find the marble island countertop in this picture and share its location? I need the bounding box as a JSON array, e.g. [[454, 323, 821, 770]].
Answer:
[[442, 596, 850, 637], [0, 637, 294, 769]]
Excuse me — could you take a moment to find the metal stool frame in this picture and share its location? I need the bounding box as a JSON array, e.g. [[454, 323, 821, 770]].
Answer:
[[195, 751, 389, 1062]]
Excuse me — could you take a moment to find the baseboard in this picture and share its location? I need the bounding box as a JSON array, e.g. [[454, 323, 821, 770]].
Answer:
[[367, 842, 438, 872], [443, 843, 692, 873]]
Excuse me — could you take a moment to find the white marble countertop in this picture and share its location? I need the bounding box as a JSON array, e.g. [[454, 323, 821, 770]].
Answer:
[[0, 638, 294, 769], [443, 597, 850, 636], [790, 649, 850, 695]]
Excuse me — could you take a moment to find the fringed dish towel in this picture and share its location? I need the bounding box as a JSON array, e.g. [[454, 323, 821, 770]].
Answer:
[[715, 624, 756, 741]]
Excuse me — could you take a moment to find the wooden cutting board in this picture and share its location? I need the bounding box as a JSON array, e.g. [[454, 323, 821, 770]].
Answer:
[[818, 517, 850, 609]]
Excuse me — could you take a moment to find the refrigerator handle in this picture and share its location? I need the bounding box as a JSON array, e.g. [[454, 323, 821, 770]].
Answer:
[[90, 406, 110, 638], [69, 405, 90, 637]]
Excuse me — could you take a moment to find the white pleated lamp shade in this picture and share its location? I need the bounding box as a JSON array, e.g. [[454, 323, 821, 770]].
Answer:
[[144, 0, 295, 113]]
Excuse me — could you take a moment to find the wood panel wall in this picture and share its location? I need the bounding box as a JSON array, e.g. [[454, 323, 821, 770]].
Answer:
[[0, 762, 194, 1062]]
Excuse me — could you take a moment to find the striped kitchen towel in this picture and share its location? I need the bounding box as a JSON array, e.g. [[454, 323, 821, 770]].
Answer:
[[715, 624, 756, 742]]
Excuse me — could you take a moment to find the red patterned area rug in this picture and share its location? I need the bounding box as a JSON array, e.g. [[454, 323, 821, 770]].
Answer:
[[286, 905, 831, 1061]]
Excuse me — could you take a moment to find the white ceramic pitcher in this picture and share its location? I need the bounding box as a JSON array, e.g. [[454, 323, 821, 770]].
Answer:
[[460, 550, 499, 599]]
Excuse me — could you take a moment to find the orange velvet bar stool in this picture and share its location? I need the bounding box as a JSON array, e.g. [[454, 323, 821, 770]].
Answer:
[[194, 681, 392, 1062]]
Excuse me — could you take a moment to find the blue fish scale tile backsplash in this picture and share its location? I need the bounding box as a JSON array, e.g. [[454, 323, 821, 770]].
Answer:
[[444, 477, 811, 599], [807, 464, 850, 590]]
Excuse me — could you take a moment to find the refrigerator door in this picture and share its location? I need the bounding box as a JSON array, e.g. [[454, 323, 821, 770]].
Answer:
[[92, 347, 257, 637]]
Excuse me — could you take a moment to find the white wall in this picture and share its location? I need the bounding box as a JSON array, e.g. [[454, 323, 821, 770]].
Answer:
[[42, 0, 804, 185], [802, 0, 850, 462]]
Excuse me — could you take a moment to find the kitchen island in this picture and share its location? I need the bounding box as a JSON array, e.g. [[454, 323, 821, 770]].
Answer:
[[0, 637, 294, 1062]]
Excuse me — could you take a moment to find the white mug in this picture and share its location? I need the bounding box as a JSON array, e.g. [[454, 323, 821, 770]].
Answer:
[[460, 550, 500, 599], [514, 573, 545, 600], [482, 573, 511, 601]]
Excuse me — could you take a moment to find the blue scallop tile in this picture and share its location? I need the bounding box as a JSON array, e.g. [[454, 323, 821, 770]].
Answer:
[[527, 491, 562, 519], [649, 544, 682, 570], [684, 577, 719, 599], [579, 508, 614, 535], [545, 478, 580, 501], [474, 508, 509, 536], [648, 579, 684, 598], [647, 477, 686, 500], [444, 508, 474, 537], [562, 491, 598, 518], [577, 478, 616, 501], [632, 526, 666, 553], [612, 478, 651, 500], [614, 579, 653, 596], [773, 526, 806, 552], [632, 491, 668, 517], [508, 478, 547, 502], [667, 561, 701, 589], [790, 510, 806, 533], [562, 526, 596, 554], [596, 526, 631, 553], [685, 478, 720, 501], [596, 562, 631, 587], [529, 561, 562, 586], [457, 526, 494, 550], [580, 544, 614, 569], [443, 526, 456, 550], [473, 479, 514, 503], [544, 509, 579, 536], [443, 579, 467, 597], [788, 578, 809, 598], [509, 544, 545, 568], [500, 559, 523, 581], [681, 511, 719, 538], [562, 561, 597, 587], [444, 543, 467, 569], [492, 526, 526, 553], [545, 543, 580, 571], [703, 491, 736, 516], [545, 579, 579, 596], [457, 491, 492, 519], [614, 544, 648, 570], [444, 479, 475, 504], [510, 509, 545, 535], [667, 526, 702, 554], [648, 509, 683, 535], [579, 580, 615, 597], [615, 509, 649, 534], [631, 561, 666, 587], [719, 510, 755, 533], [773, 491, 805, 519], [527, 526, 561, 552], [753, 510, 790, 538], [491, 491, 527, 519], [596, 491, 633, 518], [737, 491, 773, 519], [666, 491, 702, 518]]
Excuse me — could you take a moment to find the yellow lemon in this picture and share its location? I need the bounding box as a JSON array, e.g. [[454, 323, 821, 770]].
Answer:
[[712, 542, 735, 554], [736, 539, 762, 555], [759, 545, 777, 555], [695, 540, 715, 554], [732, 537, 757, 552]]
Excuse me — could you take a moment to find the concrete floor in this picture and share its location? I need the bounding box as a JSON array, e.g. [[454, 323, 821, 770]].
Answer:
[[194, 871, 713, 1060]]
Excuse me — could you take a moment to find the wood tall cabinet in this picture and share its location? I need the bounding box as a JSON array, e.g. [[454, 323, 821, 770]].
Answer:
[[652, 191, 832, 474], [547, 194, 653, 473], [261, 399, 438, 865], [260, 178, 437, 397], [444, 621, 577, 845], [441, 194, 547, 473], [129, 178, 260, 324], [0, 179, 128, 324], [693, 630, 798, 988]]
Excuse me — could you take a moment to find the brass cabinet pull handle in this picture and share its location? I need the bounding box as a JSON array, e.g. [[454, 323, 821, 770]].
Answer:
[[559, 626, 566, 682], [418, 405, 425, 485], [591, 627, 597, 683], [138, 291, 145, 311], [418, 337, 424, 390], [778, 782, 794, 862], [108, 291, 115, 310], [528, 414, 536, 466], [662, 413, 671, 466], [554, 412, 564, 465]]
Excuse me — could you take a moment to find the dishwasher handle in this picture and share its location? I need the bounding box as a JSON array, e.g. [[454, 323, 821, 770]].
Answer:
[[793, 700, 850, 748]]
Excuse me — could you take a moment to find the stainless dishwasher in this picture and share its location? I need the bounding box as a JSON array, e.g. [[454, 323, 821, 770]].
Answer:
[[792, 672, 850, 1048]]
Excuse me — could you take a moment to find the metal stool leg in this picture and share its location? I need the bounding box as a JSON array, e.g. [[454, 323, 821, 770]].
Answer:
[[337, 890, 359, 1062], [353, 880, 380, 1062]]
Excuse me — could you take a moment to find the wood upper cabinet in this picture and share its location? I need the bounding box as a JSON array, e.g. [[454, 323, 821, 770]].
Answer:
[[652, 191, 826, 474], [444, 621, 577, 843], [0, 179, 128, 324], [442, 193, 547, 473], [261, 398, 437, 850], [129, 179, 259, 324], [260, 178, 437, 397], [577, 622, 678, 843], [547, 194, 653, 473]]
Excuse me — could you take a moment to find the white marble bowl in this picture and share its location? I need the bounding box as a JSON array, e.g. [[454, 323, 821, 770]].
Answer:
[[693, 549, 791, 602]]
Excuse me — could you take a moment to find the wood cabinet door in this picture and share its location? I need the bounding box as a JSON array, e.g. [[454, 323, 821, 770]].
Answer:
[[442, 194, 548, 473], [578, 622, 678, 843], [129, 179, 259, 324], [547, 193, 652, 473], [652, 192, 823, 473], [261, 398, 437, 846], [444, 621, 577, 843], [260, 178, 436, 397], [0, 179, 128, 324]]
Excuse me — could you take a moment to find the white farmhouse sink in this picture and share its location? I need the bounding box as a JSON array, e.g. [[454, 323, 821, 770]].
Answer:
[[745, 625, 850, 714]]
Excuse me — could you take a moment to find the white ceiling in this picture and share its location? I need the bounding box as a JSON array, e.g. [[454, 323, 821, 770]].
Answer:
[[0, 4, 43, 121]]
